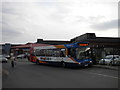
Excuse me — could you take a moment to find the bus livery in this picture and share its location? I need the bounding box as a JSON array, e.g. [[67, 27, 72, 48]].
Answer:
[[28, 42, 92, 67]]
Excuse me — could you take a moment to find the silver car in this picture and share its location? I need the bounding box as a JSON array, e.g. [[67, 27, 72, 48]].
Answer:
[[0, 55, 8, 63], [99, 55, 120, 65], [17, 54, 25, 59]]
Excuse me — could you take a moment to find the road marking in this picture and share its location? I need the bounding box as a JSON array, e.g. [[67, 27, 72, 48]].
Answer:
[[81, 71, 120, 80]]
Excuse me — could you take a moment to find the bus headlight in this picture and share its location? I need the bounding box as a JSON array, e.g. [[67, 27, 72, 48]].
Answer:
[[90, 61, 92, 63], [79, 62, 81, 64]]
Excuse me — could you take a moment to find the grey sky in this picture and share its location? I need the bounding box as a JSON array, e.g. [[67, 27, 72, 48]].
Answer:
[[91, 19, 118, 30], [1, 0, 119, 44]]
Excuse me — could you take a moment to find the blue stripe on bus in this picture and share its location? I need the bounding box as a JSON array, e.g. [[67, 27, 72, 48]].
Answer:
[[64, 42, 89, 48]]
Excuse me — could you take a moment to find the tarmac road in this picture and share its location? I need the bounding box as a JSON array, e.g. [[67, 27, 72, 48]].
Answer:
[[2, 59, 119, 88], [0, 63, 2, 90]]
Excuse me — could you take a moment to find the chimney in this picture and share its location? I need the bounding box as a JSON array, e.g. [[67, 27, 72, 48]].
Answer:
[[37, 39, 43, 43]]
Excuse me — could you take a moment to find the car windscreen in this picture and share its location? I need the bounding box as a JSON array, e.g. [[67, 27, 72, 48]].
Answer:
[[105, 57, 112, 59]]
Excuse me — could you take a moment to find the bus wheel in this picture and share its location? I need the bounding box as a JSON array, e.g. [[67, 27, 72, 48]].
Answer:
[[36, 60, 39, 65], [61, 62, 66, 68]]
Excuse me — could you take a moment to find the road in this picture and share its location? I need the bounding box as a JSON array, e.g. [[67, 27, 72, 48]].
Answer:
[[0, 63, 2, 90], [2, 59, 119, 88]]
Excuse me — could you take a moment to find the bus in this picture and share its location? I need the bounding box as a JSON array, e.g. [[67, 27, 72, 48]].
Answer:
[[28, 42, 92, 67]]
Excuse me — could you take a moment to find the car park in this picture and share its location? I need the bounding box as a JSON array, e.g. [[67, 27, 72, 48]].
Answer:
[[99, 55, 120, 65], [0, 55, 8, 63]]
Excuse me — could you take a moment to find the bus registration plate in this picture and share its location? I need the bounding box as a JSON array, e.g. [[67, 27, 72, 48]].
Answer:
[[85, 64, 88, 66]]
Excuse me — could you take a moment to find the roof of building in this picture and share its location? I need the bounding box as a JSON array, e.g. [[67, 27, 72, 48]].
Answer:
[[72, 33, 120, 43], [36, 39, 70, 45]]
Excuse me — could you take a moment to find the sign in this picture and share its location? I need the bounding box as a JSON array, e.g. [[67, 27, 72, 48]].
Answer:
[[78, 43, 89, 46]]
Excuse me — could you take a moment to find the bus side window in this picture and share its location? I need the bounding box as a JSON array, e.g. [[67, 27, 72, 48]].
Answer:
[[39, 49, 45, 56], [60, 49, 66, 57], [60, 51, 65, 57], [52, 49, 60, 57], [47, 49, 52, 56]]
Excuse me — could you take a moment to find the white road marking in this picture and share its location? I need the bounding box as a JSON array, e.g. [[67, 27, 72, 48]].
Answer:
[[81, 71, 120, 79]]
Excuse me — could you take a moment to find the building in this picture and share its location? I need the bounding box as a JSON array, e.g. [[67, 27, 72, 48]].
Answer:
[[36, 39, 70, 45], [1, 43, 12, 55], [0, 43, 22, 55]]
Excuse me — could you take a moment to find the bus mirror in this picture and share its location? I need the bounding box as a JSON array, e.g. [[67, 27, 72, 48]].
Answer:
[[85, 48, 90, 51], [68, 55, 71, 57]]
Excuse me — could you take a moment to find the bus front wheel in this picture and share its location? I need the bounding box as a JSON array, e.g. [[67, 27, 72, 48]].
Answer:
[[36, 60, 39, 65], [61, 62, 66, 68]]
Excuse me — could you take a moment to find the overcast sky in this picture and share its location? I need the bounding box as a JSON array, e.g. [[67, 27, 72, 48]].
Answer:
[[1, 0, 119, 44]]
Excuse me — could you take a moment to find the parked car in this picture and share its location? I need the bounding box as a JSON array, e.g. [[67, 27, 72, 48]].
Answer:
[[17, 54, 25, 59], [5, 55, 10, 59], [0, 55, 8, 63], [99, 55, 120, 65]]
